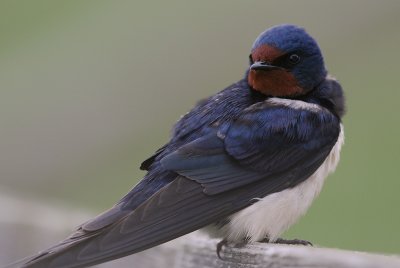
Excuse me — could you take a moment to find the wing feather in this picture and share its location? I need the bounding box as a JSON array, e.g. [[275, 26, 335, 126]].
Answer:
[[21, 98, 341, 268], [162, 100, 340, 195]]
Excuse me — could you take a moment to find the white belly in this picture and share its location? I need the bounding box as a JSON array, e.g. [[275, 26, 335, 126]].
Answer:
[[204, 124, 344, 243]]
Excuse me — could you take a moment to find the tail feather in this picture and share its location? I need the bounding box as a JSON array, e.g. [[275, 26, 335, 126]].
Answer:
[[14, 176, 246, 268]]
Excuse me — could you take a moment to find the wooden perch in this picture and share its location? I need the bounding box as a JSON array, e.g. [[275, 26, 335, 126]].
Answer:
[[114, 232, 400, 268], [1, 191, 400, 268]]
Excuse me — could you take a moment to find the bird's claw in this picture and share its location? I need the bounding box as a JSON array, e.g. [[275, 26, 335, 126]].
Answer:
[[216, 239, 228, 259], [259, 237, 313, 246], [273, 238, 313, 246]]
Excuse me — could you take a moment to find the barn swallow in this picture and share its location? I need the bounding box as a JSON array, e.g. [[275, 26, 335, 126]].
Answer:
[[15, 24, 345, 268]]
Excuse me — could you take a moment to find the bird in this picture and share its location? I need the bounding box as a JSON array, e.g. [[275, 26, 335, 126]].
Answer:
[[12, 24, 345, 268]]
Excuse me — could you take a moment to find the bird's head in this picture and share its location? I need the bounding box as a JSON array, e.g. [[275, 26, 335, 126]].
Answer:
[[248, 24, 327, 97]]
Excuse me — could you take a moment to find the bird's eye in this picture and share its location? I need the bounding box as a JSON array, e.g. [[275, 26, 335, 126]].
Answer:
[[288, 54, 300, 64]]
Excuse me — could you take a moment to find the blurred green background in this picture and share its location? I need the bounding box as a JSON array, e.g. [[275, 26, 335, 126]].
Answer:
[[0, 0, 399, 257]]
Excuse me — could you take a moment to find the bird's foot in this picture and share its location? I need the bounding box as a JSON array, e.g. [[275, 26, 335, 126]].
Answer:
[[260, 237, 313, 246], [274, 238, 313, 246], [216, 239, 228, 260]]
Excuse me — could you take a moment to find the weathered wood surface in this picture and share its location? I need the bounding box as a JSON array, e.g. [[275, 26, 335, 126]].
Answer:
[[167, 233, 400, 268], [1, 189, 400, 268]]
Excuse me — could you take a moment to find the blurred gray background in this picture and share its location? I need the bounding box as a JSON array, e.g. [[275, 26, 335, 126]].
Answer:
[[1, 0, 399, 265]]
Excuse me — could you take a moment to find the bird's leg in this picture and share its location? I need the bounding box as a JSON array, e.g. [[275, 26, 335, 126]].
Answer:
[[260, 237, 313, 246], [216, 238, 228, 259], [216, 237, 251, 259]]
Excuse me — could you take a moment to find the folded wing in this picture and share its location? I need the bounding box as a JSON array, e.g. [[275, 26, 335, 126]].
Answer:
[[22, 99, 340, 268]]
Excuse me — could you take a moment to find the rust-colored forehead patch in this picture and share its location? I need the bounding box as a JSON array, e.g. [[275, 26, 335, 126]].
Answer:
[[251, 44, 284, 63]]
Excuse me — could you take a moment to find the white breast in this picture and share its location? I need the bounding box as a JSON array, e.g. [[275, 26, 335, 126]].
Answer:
[[219, 124, 344, 243]]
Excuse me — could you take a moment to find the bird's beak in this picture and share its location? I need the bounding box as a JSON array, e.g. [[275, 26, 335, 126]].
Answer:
[[250, 61, 281, 71]]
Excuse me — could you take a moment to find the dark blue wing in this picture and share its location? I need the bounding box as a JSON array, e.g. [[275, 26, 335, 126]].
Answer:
[[161, 100, 340, 195], [140, 79, 263, 171]]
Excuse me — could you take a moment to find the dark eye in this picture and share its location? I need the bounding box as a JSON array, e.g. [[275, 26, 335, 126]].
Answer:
[[288, 54, 300, 64]]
